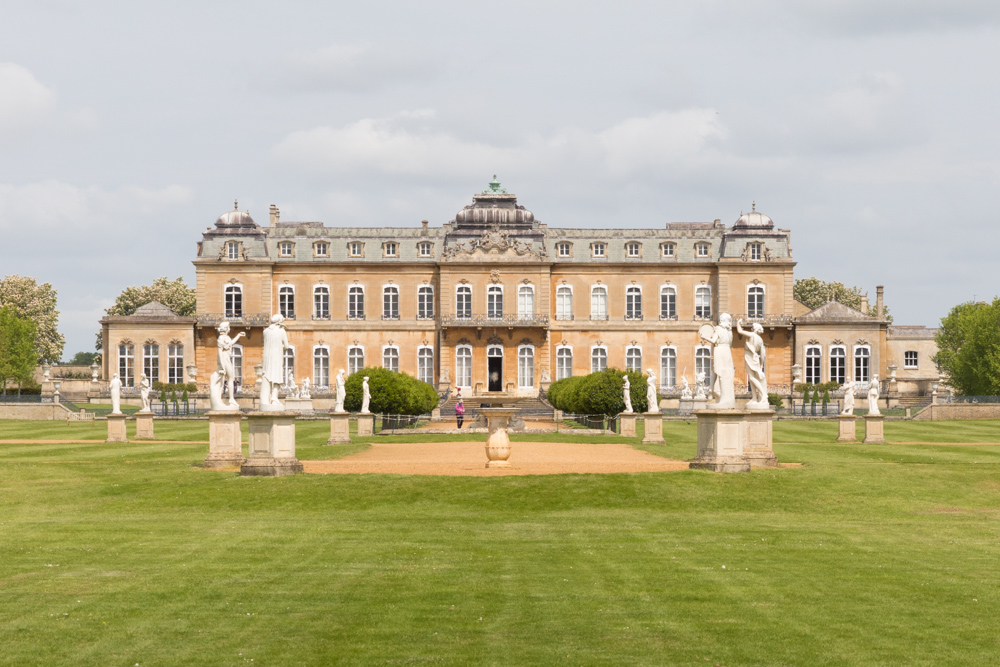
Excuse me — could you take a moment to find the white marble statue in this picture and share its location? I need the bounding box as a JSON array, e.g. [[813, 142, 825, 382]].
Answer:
[[700, 313, 736, 409], [622, 375, 633, 414], [300, 377, 311, 399], [216, 322, 245, 407], [736, 319, 769, 410], [109, 373, 123, 414], [139, 374, 152, 412], [286, 375, 299, 399], [334, 369, 347, 413], [868, 375, 881, 416], [841, 377, 855, 416], [645, 369, 658, 412], [361, 376, 371, 414], [694, 371, 708, 400], [680, 376, 693, 400], [260, 314, 291, 411], [540, 367, 551, 383]]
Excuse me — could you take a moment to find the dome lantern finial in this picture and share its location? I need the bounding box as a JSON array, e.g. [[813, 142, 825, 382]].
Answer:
[[752, 200, 756, 212], [483, 175, 507, 194], [234, 198, 239, 211]]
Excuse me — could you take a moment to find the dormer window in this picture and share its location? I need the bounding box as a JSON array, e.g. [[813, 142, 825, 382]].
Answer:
[[227, 241, 239, 260], [591, 242, 606, 258], [661, 243, 675, 258], [279, 242, 293, 257], [750, 242, 762, 261], [557, 242, 572, 257], [314, 242, 329, 258], [626, 242, 641, 258], [696, 243, 710, 258], [348, 242, 364, 257], [418, 242, 432, 257], [383, 242, 398, 258]]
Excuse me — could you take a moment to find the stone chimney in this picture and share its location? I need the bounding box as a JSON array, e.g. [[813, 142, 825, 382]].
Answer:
[[269, 204, 280, 226], [421, 219, 429, 229], [860, 293, 869, 315], [876, 285, 884, 319]]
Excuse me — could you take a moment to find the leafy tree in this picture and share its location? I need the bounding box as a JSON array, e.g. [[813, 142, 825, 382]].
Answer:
[[343, 367, 438, 415], [66, 351, 98, 365], [933, 299, 1000, 396], [97, 276, 196, 351], [546, 376, 585, 413], [0, 275, 65, 363], [793, 277, 892, 322], [0, 307, 39, 394], [547, 368, 648, 416]]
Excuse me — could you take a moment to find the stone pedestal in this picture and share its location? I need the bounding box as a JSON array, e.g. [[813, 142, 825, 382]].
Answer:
[[837, 414, 857, 442], [678, 399, 694, 416], [356, 413, 374, 437], [135, 411, 155, 440], [205, 410, 245, 469], [241, 411, 302, 476], [690, 409, 751, 473], [744, 410, 776, 468], [863, 414, 886, 444], [283, 397, 315, 415], [105, 413, 128, 443], [480, 407, 518, 468], [641, 412, 664, 444], [620, 413, 637, 437], [327, 411, 352, 444]]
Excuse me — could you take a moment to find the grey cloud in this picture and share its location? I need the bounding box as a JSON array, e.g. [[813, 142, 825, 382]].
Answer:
[[279, 43, 442, 93], [781, 0, 1000, 35]]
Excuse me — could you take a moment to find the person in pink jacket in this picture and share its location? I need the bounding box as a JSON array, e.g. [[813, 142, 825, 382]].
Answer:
[[455, 398, 465, 429]]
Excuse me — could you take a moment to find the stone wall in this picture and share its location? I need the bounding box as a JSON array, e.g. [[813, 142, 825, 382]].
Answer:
[[913, 404, 1000, 421], [0, 403, 76, 420]]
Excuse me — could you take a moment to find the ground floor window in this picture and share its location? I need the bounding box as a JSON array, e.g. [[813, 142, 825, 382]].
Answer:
[[518, 346, 534, 388], [556, 348, 573, 380], [283, 348, 295, 384], [830, 347, 846, 384], [591, 347, 607, 373], [456, 346, 472, 388], [625, 347, 642, 372], [142, 344, 159, 384], [383, 347, 399, 372], [418, 348, 434, 385], [660, 348, 676, 388], [806, 346, 821, 385], [695, 347, 712, 386], [167, 344, 184, 384], [855, 347, 870, 383], [348, 347, 364, 375], [313, 348, 330, 387], [118, 344, 134, 387]]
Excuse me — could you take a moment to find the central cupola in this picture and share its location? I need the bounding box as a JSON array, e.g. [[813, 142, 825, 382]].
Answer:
[[452, 176, 536, 230]]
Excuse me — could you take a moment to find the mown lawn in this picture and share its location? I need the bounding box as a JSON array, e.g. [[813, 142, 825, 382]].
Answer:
[[1, 418, 999, 665]]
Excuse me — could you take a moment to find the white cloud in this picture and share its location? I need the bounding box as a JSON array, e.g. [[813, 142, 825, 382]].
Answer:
[[781, 0, 1000, 35], [281, 43, 440, 92], [0, 63, 56, 138]]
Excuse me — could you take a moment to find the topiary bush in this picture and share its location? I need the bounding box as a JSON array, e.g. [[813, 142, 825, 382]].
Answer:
[[343, 367, 437, 415], [767, 393, 784, 409], [548, 368, 650, 416], [546, 375, 585, 413]]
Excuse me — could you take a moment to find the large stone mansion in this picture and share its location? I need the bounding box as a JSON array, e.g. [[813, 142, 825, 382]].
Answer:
[[100, 177, 939, 403]]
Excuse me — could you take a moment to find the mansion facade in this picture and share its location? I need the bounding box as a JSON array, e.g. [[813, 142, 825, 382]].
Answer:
[[100, 178, 939, 403]]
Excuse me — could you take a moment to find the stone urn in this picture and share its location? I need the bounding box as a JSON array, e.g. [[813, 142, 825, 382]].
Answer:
[[480, 407, 518, 468]]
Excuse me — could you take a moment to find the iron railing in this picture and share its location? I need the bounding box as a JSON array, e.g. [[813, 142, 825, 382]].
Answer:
[[197, 313, 272, 326], [440, 314, 550, 327]]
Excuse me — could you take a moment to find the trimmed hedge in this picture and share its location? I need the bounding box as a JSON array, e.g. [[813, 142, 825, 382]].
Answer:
[[343, 367, 438, 416], [547, 367, 651, 416]]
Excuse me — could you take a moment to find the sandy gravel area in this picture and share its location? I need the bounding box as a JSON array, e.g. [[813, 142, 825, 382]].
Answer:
[[303, 440, 690, 476]]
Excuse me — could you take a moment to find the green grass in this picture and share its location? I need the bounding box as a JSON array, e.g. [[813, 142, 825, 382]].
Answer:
[[1, 418, 1000, 665]]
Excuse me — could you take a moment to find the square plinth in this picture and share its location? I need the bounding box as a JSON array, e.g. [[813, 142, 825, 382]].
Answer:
[[620, 413, 637, 437], [106, 414, 128, 443], [837, 414, 858, 442], [863, 414, 886, 444], [241, 411, 302, 476], [690, 409, 752, 473], [641, 412, 665, 444], [135, 412, 155, 440], [744, 410, 777, 468], [328, 412, 352, 444], [205, 410, 245, 469], [356, 413, 374, 437]]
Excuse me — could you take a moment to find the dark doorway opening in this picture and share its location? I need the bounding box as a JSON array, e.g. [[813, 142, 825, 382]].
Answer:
[[488, 355, 503, 392]]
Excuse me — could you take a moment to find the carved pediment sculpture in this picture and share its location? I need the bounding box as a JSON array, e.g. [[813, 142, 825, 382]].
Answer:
[[442, 224, 547, 262]]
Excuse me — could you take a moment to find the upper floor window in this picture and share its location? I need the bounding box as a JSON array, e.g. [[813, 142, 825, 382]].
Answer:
[[518, 285, 534, 318], [556, 286, 573, 320], [383, 242, 398, 257], [278, 286, 295, 319], [456, 285, 472, 318], [806, 346, 821, 384], [487, 285, 503, 318], [224, 285, 242, 318], [418, 286, 434, 319], [695, 285, 711, 319], [591, 286, 608, 320], [279, 242, 293, 257], [661, 243, 675, 258], [750, 242, 762, 261], [591, 242, 606, 258], [904, 350, 918, 369], [348, 242, 363, 257], [314, 242, 329, 257], [418, 242, 432, 257], [348, 285, 365, 319], [313, 286, 330, 319], [557, 242, 572, 257], [227, 241, 239, 260], [383, 346, 400, 372], [696, 243, 710, 258], [383, 286, 399, 319], [747, 285, 765, 317], [660, 286, 676, 319], [625, 286, 642, 320], [626, 242, 641, 257]]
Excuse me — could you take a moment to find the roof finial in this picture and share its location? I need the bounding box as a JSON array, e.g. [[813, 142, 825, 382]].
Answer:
[[234, 198, 239, 211], [752, 200, 756, 212], [483, 175, 507, 194]]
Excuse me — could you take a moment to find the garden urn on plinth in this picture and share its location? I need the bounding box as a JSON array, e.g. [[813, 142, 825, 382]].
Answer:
[[480, 407, 518, 468]]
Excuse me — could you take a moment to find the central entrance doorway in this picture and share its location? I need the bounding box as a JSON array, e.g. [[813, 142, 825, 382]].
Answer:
[[487, 345, 503, 392]]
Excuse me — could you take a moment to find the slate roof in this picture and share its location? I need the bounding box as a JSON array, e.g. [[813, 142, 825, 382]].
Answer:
[[793, 301, 885, 324]]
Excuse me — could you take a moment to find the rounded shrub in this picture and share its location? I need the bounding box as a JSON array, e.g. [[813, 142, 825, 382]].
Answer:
[[343, 367, 438, 415], [550, 368, 650, 416]]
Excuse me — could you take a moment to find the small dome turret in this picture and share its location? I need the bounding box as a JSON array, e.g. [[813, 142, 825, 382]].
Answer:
[[733, 201, 774, 229], [215, 199, 257, 228]]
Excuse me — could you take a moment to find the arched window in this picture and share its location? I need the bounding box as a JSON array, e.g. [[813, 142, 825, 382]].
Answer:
[[591, 286, 608, 320], [695, 286, 711, 319], [348, 346, 364, 375], [142, 343, 159, 384], [556, 286, 573, 320], [591, 346, 608, 373], [747, 285, 765, 318], [695, 347, 712, 385], [348, 286, 365, 320], [518, 346, 534, 387], [456, 346, 472, 388], [805, 346, 821, 385], [417, 286, 434, 319], [167, 344, 184, 384], [854, 346, 871, 383], [382, 286, 399, 319], [313, 347, 330, 388], [278, 286, 295, 319], [830, 346, 846, 384], [118, 343, 135, 387], [417, 347, 434, 384], [518, 285, 534, 318], [283, 347, 295, 384], [383, 346, 399, 372], [556, 347, 573, 380], [625, 346, 642, 371], [313, 286, 330, 319], [225, 285, 242, 318], [660, 286, 676, 320], [625, 286, 642, 320], [487, 285, 503, 318], [232, 345, 243, 385], [660, 347, 677, 388], [456, 285, 472, 318]]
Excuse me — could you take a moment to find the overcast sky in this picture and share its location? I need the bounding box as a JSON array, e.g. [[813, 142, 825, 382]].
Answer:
[[2, 1, 999, 356]]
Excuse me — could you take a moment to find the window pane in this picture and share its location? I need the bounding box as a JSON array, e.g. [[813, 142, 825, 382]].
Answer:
[[660, 348, 676, 387], [383, 347, 399, 372], [695, 348, 712, 385], [348, 348, 364, 375], [518, 347, 534, 387], [518, 287, 534, 317], [591, 348, 607, 373], [626, 347, 642, 371], [556, 348, 573, 380], [556, 287, 573, 320], [456, 348, 472, 388], [806, 347, 821, 384], [349, 287, 365, 319], [660, 288, 676, 319], [313, 348, 330, 387], [457, 287, 471, 318], [591, 288, 607, 319], [418, 348, 434, 384], [626, 287, 642, 319]]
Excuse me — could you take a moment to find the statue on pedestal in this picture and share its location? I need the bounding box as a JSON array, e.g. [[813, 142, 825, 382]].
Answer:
[[868, 375, 881, 416], [361, 376, 371, 414], [622, 376, 633, 414], [209, 321, 244, 411], [109, 373, 123, 414], [139, 374, 151, 412], [694, 372, 708, 400], [680, 375, 693, 400], [736, 319, 768, 409], [841, 376, 855, 415], [645, 369, 658, 411], [334, 369, 347, 413], [300, 377, 311, 399], [260, 314, 290, 411], [699, 313, 736, 409]]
